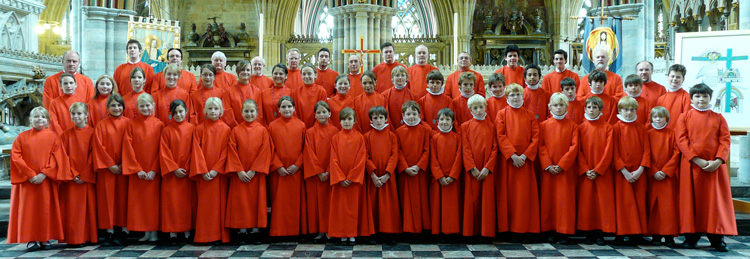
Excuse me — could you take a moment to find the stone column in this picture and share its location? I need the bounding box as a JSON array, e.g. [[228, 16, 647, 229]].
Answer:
[[591, 4, 648, 76], [331, 4, 396, 71], [79, 6, 136, 77], [740, 0, 750, 30]]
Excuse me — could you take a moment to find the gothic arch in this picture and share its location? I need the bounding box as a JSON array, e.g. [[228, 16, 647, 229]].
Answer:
[[411, 0, 438, 36], [298, 0, 328, 37], [0, 12, 26, 51], [39, 0, 69, 23]]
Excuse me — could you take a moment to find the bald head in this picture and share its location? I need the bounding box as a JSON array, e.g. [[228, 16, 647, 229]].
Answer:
[[62, 50, 80, 74], [415, 45, 428, 65], [457, 52, 472, 70]]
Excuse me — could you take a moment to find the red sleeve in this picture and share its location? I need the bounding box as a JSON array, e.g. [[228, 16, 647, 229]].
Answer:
[[461, 124, 478, 172], [386, 132, 399, 174], [120, 124, 143, 175], [557, 124, 579, 172], [716, 115, 731, 162], [416, 126, 430, 170], [10, 134, 35, 183], [188, 129, 209, 180], [593, 126, 614, 175], [522, 113, 540, 161], [538, 124, 553, 169], [675, 113, 698, 160], [249, 129, 274, 174], [449, 134, 463, 179], [303, 129, 324, 179], [225, 130, 243, 173], [348, 136, 368, 184], [429, 135, 444, 180], [159, 129, 179, 176], [92, 124, 115, 170], [495, 110, 517, 160]]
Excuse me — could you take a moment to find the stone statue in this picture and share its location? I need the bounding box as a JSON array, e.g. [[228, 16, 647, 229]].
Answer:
[[32, 66, 45, 80], [534, 8, 544, 33], [236, 23, 250, 47], [188, 23, 199, 46]]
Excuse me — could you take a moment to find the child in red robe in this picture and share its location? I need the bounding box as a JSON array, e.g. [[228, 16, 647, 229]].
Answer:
[[190, 97, 231, 243], [495, 83, 541, 241], [328, 108, 370, 245], [486, 73, 507, 123], [60, 103, 98, 246], [560, 78, 584, 124], [612, 97, 650, 245], [395, 101, 432, 237], [364, 106, 402, 243], [646, 106, 680, 247], [523, 64, 550, 124], [576, 96, 615, 245], [154, 64, 190, 125], [260, 64, 292, 126], [621, 75, 653, 125], [303, 101, 339, 242], [581, 70, 617, 124], [92, 94, 131, 245], [657, 64, 692, 130], [122, 67, 148, 119], [461, 96, 499, 240], [418, 70, 452, 132], [676, 83, 736, 252], [383, 66, 415, 128], [49, 73, 84, 135], [88, 74, 119, 127], [159, 99, 196, 244], [268, 96, 308, 239], [292, 64, 328, 128], [353, 71, 387, 133], [538, 93, 579, 244], [122, 93, 164, 243], [225, 60, 264, 128], [189, 64, 231, 125], [9, 107, 72, 251], [226, 99, 273, 244], [430, 108, 463, 237], [327, 75, 354, 129], [450, 72, 478, 129]]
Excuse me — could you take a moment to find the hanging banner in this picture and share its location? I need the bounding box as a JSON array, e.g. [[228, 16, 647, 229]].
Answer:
[[582, 17, 623, 73]]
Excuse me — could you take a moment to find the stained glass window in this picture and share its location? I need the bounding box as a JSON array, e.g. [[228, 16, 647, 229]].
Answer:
[[317, 4, 334, 40], [392, 0, 422, 38]]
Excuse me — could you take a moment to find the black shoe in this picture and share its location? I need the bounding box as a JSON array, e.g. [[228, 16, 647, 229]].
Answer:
[[663, 236, 676, 247], [100, 233, 114, 246], [546, 235, 558, 244], [681, 240, 697, 249], [40, 242, 53, 250], [712, 242, 728, 252], [629, 235, 649, 246], [583, 236, 596, 245], [25, 242, 40, 252], [168, 237, 178, 246], [651, 235, 662, 246], [67, 243, 86, 248], [595, 237, 606, 246], [237, 232, 248, 245], [613, 236, 626, 246], [558, 237, 573, 245]]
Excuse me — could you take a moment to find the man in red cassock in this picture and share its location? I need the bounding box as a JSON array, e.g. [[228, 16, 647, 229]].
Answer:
[[211, 51, 237, 91], [372, 42, 407, 93], [43, 50, 94, 108], [114, 39, 155, 96], [149, 48, 198, 94], [578, 48, 624, 99], [250, 56, 274, 90], [542, 49, 580, 94], [286, 48, 304, 90], [407, 45, 439, 98], [495, 44, 526, 87], [315, 48, 340, 96], [636, 61, 666, 105], [445, 52, 485, 99]]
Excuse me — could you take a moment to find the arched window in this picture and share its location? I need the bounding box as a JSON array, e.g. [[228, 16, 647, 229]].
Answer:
[[317, 4, 333, 40], [392, 0, 422, 38]]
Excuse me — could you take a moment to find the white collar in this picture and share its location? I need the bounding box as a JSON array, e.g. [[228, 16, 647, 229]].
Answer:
[[461, 91, 475, 98], [427, 87, 445, 95], [403, 117, 421, 126], [395, 84, 407, 90], [349, 71, 361, 76], [318, 66, 328, 71], [508, 100, 524, 109], [567, 95, 576, 102], [667, 85, 682, 92], [472, 112, 487, 121], [62, 70, 77, 75], [527, 83, 540, 90], [627, 92, 641, 98], [491, 91, 505, 98], [127, 59, 140, 65], [651, 122, 667, 130], [371, 123, 389, 131], [585, 113, 602, 121], [617, 114, 637, 123], [551, 111, 567, 120], [590, 88, 604, 95], [438, 124, 453, 133], [691, 104, 712, 111], [555, 67, 567, 73]]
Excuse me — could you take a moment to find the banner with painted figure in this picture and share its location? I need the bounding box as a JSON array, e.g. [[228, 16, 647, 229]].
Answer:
[[582, 17, 623, 73], [127, 16, 181, 73]]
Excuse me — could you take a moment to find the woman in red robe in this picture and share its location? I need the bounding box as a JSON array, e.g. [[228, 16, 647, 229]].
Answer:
[[268, 96, 308, 238], [328, 108, 370, 245], [60, 103, 98, 246], [327, 75, 354, 129], [430, 108, 463, 236], [225, 60, 264, 128], [364, 106, 401, 242], [646, 106, 680, 247], [291, 64, 328, 128], [122, 93, 164, 243], [9, 107, 72, 251], [462, 97, 498, 239], [88, 74, 118, 127], [353, 71, 387, 133], [260, 64, 292, 126], [225, 99, 273, 244], [303, 101, 339, 241], [122, 67, 147, 119], [153, 64, 190, 125], [190, 97, 231, 243], [395, 101, 432, 235], [159, 99, 197, 244], [92, 94, 131, 245]]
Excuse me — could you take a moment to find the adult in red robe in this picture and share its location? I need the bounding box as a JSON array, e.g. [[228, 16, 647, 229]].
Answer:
[[372, 42, 407, 93], [636, 61, 666, 105], [315, 48, 340, 96], [407, 45, 439, 98], [495, 45, 525, 87], [445, 52, 486, 98], [150, 48, 198, 94], [114, 40, 155, 95], [250, 56, 274, 90], [542, 50, 580, 94], [43, 50, 95, 108], [285, 49, 304, 91], [346, 55, 366, 97], [577, 49, 624, 99], [211, 51, 237, 91]]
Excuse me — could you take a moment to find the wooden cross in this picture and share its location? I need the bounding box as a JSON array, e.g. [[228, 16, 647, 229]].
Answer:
[[342, 36, 381, 73]]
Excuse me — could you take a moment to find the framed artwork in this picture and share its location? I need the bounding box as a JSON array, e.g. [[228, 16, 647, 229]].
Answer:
[[127, 16, 180, 73]]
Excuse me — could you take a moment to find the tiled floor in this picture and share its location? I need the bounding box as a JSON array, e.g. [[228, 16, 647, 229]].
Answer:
[[2, 236, 750, 258]]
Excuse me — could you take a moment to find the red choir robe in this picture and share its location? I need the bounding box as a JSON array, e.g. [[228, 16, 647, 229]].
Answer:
[[566, 99, 585, 124], [49, 94, 86, 135], [153, 85, 190, 125], [114, 61, 155, 95], [429, 129, 463, 235], [121, 115, 164, 232], [92, 115, 131, 229], [646, 125, 680, 236], [496, 65, 526, 87], [383, 86, 416, 129], [291, 83, 328, 128], [214, 70, 237, 91], [576, 116, 615, 233], [348, 73, 365, 98], [418, 92, 452, 131], [225, 120, 273, 229], [302, 121, 339, 234], [486, 95, 508, 123], [675, 109, 737, 235], [364, 127, 402, 233], [450, 95, 472, 131], [642, 81, 666, 106], [618, 95, 652, 126], [286, 68, 304, 91], [328, 94, 354, 129], [88, 94, 110, 127], [189, 86, 234, 126], [578, 71, 624, 99], [159, 119, 197, 233], [656, 88, 691, 130], [268, 116, 308, 236], [60, 125, 98, 245], [43, 72, 95, 108], [407, 64, 439, 98], [150, 69, 198, 94], [373, 61, 407, 93], [495, 106, 541, 233], [538, 116, 579, 234], [190, 119, 231, 243], [260, 85, 292, 126], [445, 70, 486, 99], [225, 81, 264, 128], [316, 67, 340, 96], [395, 122, 432, 233], [524, 86, 550, 124], [460, 118, 498, 237], [251, 75, 274, 90], [328, 129, 372, 238], [353, 91, 386, 133], [8, 128, 72, 243], [582, 92, 618, 124], [541, 68, 581, 94], [122, 91, 145, 119], [612, 118, 650, 235]]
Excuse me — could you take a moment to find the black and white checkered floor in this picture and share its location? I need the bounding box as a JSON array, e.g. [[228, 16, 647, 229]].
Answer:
[[2, 236, 750, 258]]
